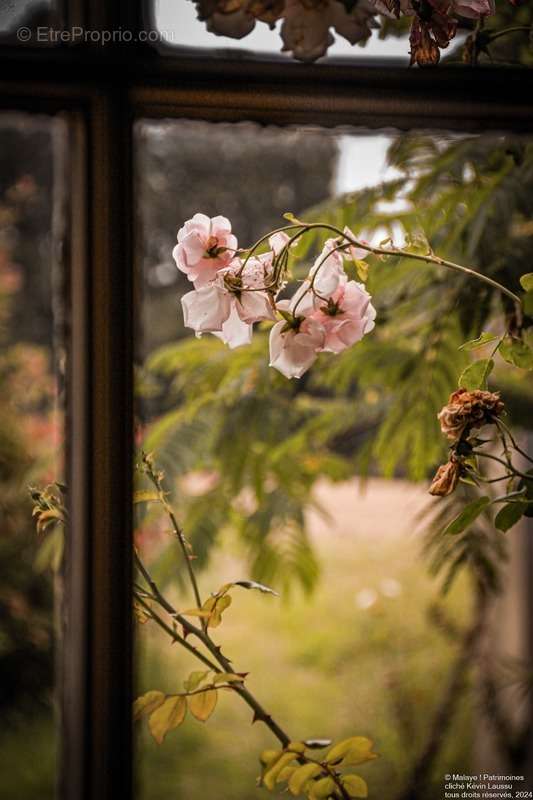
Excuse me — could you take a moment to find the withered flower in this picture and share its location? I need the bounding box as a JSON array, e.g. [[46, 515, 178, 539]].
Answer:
[[429, 456, 461, 496], [437, 387, 504, 442]]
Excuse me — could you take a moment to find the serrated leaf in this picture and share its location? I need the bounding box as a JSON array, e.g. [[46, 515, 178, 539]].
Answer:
[[133, 490, 160, 504], [495, 502, 529, 532], [458, 332, 498, 351], [499, 337, 533, 370], [133, 690, 165, 720], [289, 763, 323, 795], [458, 359, 494, 390], [189, 689, 217, 722], [183, 670, 210, 692], [233, 580, 279, 596], [148, 695, 187, 743], [326, 737, 377, 767], [443, 496, 491, 536], [342, 774, 369, 798], [520, 273, 533, 292], [309, 776, 336, 799]]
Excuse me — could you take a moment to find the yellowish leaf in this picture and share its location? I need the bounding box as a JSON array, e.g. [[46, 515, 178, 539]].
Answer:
[[308, 776, 336, 799], [342, 775, 368, 798], [287, 741, 306, 754], [260, 749, 282, 767], [133, 690, 165, 720], [182, 608, 211, 618], [326, 737, 377, 767], [183, 670, 210, 692], [189, 689, 217, 722], [205, 594, 232, 628], [148, 695, 187, 744], [289, 763, 322, 795], [263, 752, 298, 791], [277, 765, 297, 784], [133, 490, 160, 504], [212, 672, 245, 685]]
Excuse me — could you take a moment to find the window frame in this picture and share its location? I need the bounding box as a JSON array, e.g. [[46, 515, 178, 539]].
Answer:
[[0, 5, 533, 800]]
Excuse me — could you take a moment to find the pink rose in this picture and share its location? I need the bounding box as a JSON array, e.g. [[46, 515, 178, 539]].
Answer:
[[269, 313, 325, 379], [181, 258, 275, 349], [311, 276, 376, 354], [173, 213, 238, 288]]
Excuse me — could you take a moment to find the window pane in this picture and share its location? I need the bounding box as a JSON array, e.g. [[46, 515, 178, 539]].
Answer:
[[134, 118, 533, 800], [150, 1, 532, 67], [0, 112, 67, 799]]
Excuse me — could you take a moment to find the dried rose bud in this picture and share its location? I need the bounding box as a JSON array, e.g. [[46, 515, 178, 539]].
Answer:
[[437, 387, 504, 442], [429, 457, 461, 496]]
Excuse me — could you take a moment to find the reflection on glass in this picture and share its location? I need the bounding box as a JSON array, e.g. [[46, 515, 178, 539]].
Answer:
[[134, 119, 533, 800], [0, 113, 66, 799]]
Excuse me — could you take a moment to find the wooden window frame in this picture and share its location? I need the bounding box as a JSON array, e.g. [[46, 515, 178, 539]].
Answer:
[[0, 4, 532, 799]]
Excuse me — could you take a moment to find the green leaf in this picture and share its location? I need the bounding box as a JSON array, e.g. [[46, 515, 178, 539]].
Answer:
[[499, 337, 533, 370], [189, 688, 217, 722], [183, 670, 210, 692], [495, 502, 529, 533], [443, 496, 491, 536], [308, 776, 336, 799], [289, 763, 323, 796], [133, 489, 160, 504], [326, 737, 377, 767], [458, 332, 498, 351], [520, 273, 533, 292], [233, 580, 279, 596], [342, 775, 369, 798], [283, 212, 304, 225], [458, 359, 494, 390], [148, 695, 187, 744], [354, 259, 368, 282], [133, 690, 165, 720]]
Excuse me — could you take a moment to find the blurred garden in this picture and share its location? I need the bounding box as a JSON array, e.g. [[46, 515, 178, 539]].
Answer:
[[1, 108, 533, 800]]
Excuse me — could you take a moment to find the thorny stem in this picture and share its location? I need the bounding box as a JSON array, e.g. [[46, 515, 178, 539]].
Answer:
[[134, 545, 292, 748], [143, 460, 204, 615]]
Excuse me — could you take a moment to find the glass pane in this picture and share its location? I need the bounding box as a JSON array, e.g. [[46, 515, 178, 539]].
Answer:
[[151, 0, 533, 67], [0, 113, 67, 798], [134, 118, 533, 800]]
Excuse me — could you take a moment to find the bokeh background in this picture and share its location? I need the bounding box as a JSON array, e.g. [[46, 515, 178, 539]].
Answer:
[[1, 112, 532, 800]]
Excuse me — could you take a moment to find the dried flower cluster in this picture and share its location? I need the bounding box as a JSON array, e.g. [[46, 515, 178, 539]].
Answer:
[[429, 387, 505, 496], [193, 0, 502, 65], [174, 213, 376, 379], [438, 387, 505, 442]]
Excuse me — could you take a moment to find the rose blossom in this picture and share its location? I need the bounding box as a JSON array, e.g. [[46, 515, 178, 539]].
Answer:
[[269, 309, 325, 379], [173, 213, 238, 288], [311, 275, 376, 353], [181, 257, 275, 349]]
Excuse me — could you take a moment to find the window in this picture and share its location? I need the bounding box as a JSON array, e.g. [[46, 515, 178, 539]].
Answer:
[[1, 4, 532, 800]]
